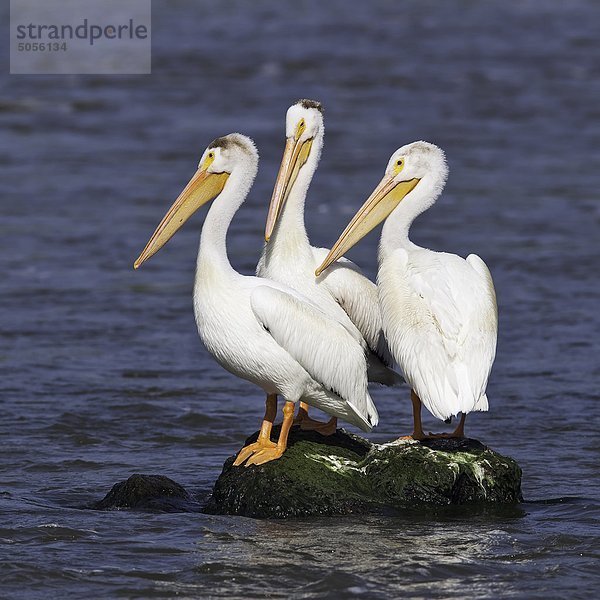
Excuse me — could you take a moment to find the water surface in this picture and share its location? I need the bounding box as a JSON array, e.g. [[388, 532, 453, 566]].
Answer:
[[1, 1, 599, 598]]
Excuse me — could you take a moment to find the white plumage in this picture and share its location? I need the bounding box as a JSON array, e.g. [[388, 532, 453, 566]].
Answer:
[[250, 286, 376, 428], [259, 100, 400, 386], [135, 133, 376, 465], [317, 141, 498, 437], [378, 248, 497, 421]]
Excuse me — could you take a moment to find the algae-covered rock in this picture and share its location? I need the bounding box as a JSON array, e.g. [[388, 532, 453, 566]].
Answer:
[[91, 474, 201, 512], [204, 427, 522, 518]]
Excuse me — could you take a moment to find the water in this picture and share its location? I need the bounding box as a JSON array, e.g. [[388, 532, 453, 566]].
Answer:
[[1, 0, 599, 597]]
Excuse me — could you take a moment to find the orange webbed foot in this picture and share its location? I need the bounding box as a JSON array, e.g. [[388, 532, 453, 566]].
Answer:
[[294, 404, 337, 436], [296, 415, 337, 436], [244, 446, 285, 466], [233, 439, 276, 467]]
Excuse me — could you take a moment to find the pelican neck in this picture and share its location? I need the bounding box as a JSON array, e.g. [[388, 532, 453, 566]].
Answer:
[[268, 129, 323, 256], [197, 163, 256, 278]]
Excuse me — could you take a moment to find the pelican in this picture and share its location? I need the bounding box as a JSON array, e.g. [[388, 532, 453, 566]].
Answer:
[[259, 99, 401, 433], [316, 142, 498, 439], [134, 133, 377, 466]]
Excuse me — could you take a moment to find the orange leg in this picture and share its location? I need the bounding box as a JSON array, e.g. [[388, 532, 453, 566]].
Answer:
[[399, 390, 426, 440], [294, 401, 338, 436], [428, 412, 467, 438], [410, 390, 427, 440], [400, 390, 468, 440], [233, 393, 277, 466], [452, 413, 466, 437], [246, 400, 296, 466]]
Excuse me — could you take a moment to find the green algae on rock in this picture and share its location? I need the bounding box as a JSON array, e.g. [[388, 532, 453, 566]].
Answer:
[[204, 427, 523, 518]]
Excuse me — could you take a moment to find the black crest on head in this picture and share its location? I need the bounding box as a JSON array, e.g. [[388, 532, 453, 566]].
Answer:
[[208, 137, 230, 150], [297, 99, 323, 112]]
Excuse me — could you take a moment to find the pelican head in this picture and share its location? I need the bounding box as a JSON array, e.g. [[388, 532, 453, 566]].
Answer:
[[134, 133, 257, 269], [315, 141, 448, 275], [264, 98, 324, 241]]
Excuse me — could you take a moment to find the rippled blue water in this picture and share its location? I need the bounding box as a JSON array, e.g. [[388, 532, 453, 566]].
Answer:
[[1, 1, 599, 598]]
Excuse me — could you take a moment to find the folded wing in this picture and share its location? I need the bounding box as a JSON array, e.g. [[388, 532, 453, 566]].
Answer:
[[250, 284, 378, 429]]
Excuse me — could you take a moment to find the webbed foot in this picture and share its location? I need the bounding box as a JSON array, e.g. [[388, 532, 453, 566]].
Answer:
[[244, 445, 286, 466], [233, 439, 276, 467], [294, 403, 337, 436]]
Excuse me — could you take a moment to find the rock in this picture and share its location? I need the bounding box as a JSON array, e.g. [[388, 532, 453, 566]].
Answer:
[[204, 426, 523, 518], [90, 474, 201, 512]]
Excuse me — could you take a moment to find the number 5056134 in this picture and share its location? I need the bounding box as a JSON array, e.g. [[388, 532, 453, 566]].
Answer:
[[17, 42, 67, 51]]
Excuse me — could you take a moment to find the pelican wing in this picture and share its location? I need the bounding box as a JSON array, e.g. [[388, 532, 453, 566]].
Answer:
[[387, 249, 497, 419], [250, 284, 378, 429], [312, 247, 393, 367], [465, 253, 498, 410]]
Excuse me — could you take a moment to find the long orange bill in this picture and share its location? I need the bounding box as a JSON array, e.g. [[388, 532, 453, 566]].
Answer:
[[134, 169, 229, 269], [265, 136, 313, 241], [315, 175, 420, 276]]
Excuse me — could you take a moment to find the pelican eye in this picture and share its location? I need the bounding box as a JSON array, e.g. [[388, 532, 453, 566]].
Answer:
[[393, 158, 405, 175], [201, 151, 216, 170], [295, 119, 306, 140]]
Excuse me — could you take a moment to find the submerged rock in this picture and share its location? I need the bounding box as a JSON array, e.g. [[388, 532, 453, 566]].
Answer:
[[204, 427, 523, 518], [90, 474, 201, 512]]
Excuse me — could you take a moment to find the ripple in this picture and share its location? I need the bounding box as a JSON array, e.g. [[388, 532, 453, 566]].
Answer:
[[1, 0, 598, 598]]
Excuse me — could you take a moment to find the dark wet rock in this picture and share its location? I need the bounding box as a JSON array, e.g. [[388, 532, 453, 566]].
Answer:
[[204, 426, 523, 519], [90, 474, 201, 512]]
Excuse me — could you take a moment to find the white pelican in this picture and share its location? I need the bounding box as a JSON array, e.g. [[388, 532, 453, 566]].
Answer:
[[259, 99, 401, 433], [134, 133, 377, 466], [316, 142, 498, 439]]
